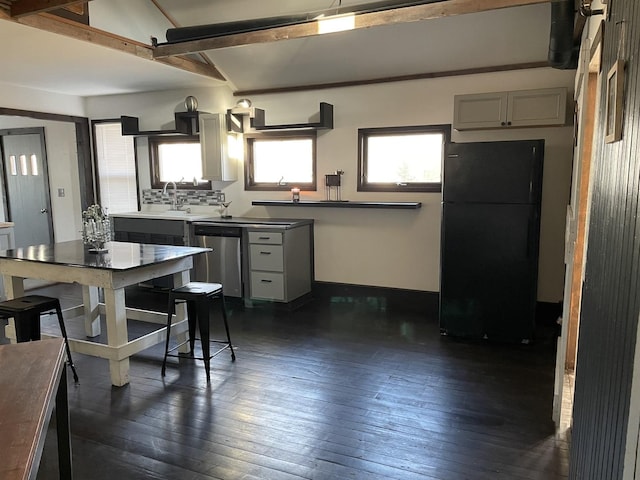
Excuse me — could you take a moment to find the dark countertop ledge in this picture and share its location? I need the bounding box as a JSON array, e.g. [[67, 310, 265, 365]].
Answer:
[[252, 200, 422, 209]]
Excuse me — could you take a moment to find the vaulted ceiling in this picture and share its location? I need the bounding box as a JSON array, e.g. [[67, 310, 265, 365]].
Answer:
[[0, 0, 556, 97]]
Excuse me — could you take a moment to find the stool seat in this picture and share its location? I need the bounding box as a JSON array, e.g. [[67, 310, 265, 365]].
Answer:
[[0, 295, 79, 383], [172, 282, 223, 297], [162, 282, 235, 381], [0, 295, 61, 314]]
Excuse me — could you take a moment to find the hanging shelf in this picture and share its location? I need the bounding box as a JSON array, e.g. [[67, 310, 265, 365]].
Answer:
[[226, 102, 333, 133], [120, 111, 203, 136]]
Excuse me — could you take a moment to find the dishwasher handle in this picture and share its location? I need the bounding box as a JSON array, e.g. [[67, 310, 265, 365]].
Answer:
[[192, 224, 242, 237]]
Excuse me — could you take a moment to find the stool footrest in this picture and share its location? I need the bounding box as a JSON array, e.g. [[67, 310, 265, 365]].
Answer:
[[164, 344, 232, 363]]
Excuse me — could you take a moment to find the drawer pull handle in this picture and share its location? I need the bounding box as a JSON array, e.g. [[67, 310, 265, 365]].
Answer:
[[260, 251, 271, 255], [261, 279, 272, 283], [258, 236, 270, 240]]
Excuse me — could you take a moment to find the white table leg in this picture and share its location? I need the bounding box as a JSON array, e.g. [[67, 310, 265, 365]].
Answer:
[[82, 285, 101, 337], [103, 287, 129, 386], [3, 274, 24, 299], [173, 269, 191, 354], [2, 275, 24, 343]]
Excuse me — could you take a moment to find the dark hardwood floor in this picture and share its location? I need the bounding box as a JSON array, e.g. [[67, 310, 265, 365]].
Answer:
[[1, 284, 568, 479]]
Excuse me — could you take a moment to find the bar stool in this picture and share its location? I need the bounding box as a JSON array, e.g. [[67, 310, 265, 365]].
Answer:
[[0, 295, 79, 383], [161, 282, 235, 381]]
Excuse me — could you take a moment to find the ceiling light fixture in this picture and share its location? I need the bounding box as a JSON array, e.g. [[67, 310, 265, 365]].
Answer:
[[230, 98, 256, 118], [317, 13, 355, 34]]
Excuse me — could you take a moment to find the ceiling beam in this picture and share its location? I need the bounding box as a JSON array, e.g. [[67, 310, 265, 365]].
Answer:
[[233, 61, 551, 96], [153, 0, 549, 58], [149, 0, 217, 69], [0, 10, 227, 81], [10, 0, 88, 17], [234, 61, 551, 96]]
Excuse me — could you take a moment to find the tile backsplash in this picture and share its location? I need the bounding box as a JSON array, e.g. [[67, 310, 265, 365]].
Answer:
[[142, 189, 225, 206]]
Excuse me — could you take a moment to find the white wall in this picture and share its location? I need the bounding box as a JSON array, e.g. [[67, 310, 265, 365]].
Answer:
[[0, 81, 85, 117], [0, 84, 86, 240], [86, 86, 234, 131], [235, 68, 575, 301], [85, 68, 575, 301]]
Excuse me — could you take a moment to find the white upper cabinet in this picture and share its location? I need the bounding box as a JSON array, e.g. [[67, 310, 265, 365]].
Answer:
[[453, 88, 567, 130], [199, 113, 238, 182]]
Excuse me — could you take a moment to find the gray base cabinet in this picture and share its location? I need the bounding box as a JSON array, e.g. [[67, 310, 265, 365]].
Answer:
[[112, 217, 189, 246], [247, 225, 312, 303], [112, 217, 190, 288]]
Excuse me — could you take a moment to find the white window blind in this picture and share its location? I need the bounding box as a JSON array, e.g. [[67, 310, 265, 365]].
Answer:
[[94, 122, 138, 214]]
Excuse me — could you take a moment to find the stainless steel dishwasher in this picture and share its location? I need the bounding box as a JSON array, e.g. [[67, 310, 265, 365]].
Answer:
[[192, 223, 243, 298]]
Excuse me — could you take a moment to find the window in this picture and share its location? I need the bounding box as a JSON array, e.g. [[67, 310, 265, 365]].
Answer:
[[358, 125, 450, 192], [244, 131, 316, 190], [92, 120, 138, 214], [149, 136, 211, 189]]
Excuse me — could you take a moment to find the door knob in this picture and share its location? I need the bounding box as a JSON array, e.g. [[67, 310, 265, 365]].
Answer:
[[40, 208, 48, 214]]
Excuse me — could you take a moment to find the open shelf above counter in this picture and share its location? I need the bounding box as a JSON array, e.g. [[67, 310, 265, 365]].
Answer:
[[121, 111, 203, 136], [227, 102, 333, 133], [252, 200, 422, 210]]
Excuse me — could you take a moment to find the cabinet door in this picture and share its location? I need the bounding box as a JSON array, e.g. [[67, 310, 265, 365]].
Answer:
[[507, 88, 567, 127], [453, 92, 508, 130], [199, 113, 237, 182]]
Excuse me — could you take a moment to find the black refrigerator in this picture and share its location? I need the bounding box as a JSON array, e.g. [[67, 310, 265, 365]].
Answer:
[[439, 140, 544, 343]]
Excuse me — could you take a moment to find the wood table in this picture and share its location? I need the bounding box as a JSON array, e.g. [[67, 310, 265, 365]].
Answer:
[[0, 338, 72, 480], [0, 240, 210, 386]]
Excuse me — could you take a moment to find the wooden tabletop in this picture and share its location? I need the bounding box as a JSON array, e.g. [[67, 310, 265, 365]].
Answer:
[[0, 338, 65, 480]]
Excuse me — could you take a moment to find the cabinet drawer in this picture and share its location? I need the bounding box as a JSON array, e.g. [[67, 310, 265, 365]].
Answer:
[[248, 231, 282, 245], [251, 272, 284, 300], [250, 244, 283, 271]]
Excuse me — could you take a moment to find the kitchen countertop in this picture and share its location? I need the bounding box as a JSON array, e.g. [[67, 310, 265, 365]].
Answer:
[[111, 212, 313, 228], [191, 216, 313, 229], [110, 211, 214, 221]]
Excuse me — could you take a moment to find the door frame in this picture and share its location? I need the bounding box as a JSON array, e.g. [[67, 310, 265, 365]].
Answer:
[[553, 21, 603, 430], [0, 127, 55, 244], [0, 107, 94, 211]]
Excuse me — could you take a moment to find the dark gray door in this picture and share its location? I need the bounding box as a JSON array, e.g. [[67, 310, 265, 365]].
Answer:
[[1, 128, 54, 247]]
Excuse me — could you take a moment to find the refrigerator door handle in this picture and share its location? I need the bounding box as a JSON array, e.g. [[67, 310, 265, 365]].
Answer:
[[526, 210, 538, 258]]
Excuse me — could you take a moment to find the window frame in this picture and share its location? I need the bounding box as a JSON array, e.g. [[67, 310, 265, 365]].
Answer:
[[91, 118, 140, 212], [244, 130, 317, 191], [357, 124, 450, 193], [148, 135, 212, 190]]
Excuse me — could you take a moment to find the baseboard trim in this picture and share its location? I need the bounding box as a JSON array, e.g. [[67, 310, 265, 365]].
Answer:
[[312, 281, 439, 317], [312, 282, 562, 323]]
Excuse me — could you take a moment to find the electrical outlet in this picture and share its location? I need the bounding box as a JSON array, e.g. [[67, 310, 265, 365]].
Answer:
[[58, 188, 65, 197]]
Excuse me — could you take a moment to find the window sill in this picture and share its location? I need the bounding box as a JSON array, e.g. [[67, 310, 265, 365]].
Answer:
[[252, 200, 422, 209]]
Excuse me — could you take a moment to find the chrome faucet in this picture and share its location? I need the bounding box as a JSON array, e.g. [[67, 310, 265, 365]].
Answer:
[[163, 181, 178, 210]]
